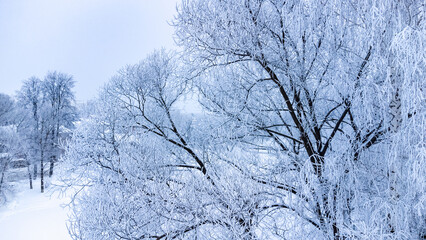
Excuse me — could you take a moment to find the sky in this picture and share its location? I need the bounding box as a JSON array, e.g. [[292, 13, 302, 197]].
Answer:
[[0, 0, 179, 103]]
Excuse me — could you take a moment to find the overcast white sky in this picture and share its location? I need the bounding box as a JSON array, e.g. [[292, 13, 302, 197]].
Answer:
[[0, 0, 179, 102]]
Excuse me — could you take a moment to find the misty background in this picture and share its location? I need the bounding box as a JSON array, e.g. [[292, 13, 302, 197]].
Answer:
[[0, 0, 178, 102]]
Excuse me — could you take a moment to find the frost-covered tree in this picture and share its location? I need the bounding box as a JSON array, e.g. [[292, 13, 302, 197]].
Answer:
[[0, 93, 17, 202], [17, 77, 44, 189], [62, 50, 281, 239], [174, 0, 425, 239], [18, 72, 77, 192], [42, 71, 77, 177], [62, 0, 424, 239], [0, 127, 15, 203], [0, 93, 15, 126]]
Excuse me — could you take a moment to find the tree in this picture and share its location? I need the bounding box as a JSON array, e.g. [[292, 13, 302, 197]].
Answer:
[[0, 93, 15, 126], [42, 71, 77, 177], [62, 50, 264, 239], [0, 93, 17, 203], [61, 0, 424, 239], [17, 77, 44, 189], [174, 0, 425, 239], [18, 72, 77, 193]]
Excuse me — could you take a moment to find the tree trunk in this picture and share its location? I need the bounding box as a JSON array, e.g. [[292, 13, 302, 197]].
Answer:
[[33, 163, 38, 180], [387, 56, 402, 234], [0, 159, 9, 192], [40, 151, 44, 193], [27, 165, 33, 189], [0, 158, 10, 193], [0, 167, 5, 193], [49, 155, 55, 177]]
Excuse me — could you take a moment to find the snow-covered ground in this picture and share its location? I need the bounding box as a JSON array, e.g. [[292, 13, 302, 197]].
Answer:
[[0, 178, 71, 240]]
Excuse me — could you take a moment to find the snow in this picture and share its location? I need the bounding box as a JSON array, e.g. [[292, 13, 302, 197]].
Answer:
[[0, 179, 71, 240]]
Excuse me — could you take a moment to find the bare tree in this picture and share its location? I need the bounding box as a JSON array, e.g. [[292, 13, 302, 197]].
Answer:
[[42, 71, 77, 177], [173, 0, 424, 239], [60, 0, 424, 239], [0, 94, 17, 203], [17, 72, 77, 193], [0, 93, 14, 126]]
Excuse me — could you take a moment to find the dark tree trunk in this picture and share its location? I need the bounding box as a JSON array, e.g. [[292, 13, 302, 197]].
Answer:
[[27, 165, 33, 189], [0, 159, 9, 193], [0, 168, 5, 192], [49, 155, 55, 177], [40, 152, 44, 193], [332, 223, 345, 240], [33, 164, 38, 180]]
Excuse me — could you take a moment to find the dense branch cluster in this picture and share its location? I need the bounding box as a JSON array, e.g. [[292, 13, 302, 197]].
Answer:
[[58, 0, 424, 239]]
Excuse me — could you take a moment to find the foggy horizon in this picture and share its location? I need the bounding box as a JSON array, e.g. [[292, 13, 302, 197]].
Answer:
[[0, 0, 178, 103]]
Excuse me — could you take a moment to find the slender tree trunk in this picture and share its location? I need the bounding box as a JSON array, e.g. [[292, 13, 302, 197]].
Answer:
[[27, 165, 33, 189], [0, 166, 6, 193], [40, 151, 44, 193], [33, 163, 38, 180], [0, 158, 10, 193], [387, 57, 402, 234], [49, 155, 55, 177], [387, 88, 401, 234], [331, 187, 344, 240]]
